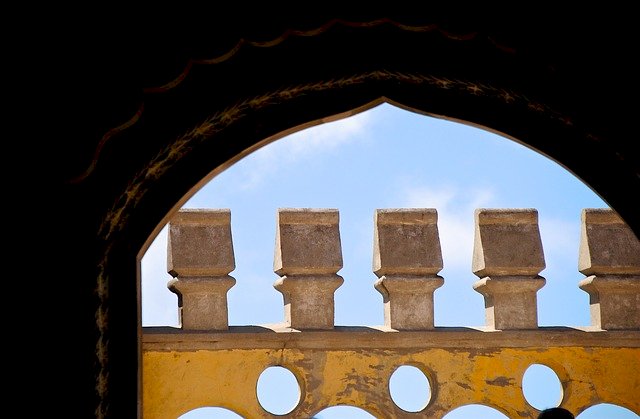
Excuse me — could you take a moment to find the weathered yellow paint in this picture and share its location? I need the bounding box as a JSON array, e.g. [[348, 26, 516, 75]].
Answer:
[[143, 346, 640, 418]]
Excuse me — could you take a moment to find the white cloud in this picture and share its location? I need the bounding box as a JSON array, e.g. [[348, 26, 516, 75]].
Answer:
[[279, 110, 373, 155], [402, 184, 495, 271], [401, 183, 584, 281], [536, 214, 585, 294], [233, 110, 374, 189], [538, 217, 581, 265]]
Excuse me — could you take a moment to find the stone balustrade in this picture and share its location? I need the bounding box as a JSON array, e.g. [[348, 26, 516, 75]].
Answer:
[[144, 207, 640, 418], [163, 207, 639, 332]]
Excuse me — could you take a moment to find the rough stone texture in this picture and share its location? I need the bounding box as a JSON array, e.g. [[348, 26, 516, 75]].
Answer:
[[472, 209, 546, 330], [274, 208, 342, 275], [473, 276, 545, 330], [167, 209, 236, 330], [374, 276, 443, 330], [167, 209, 235, 277], [472, 208, 545, 277], [168, 277, 236, 330], [373, 209, 443, 276], [373, 209, 444, 329], [578, 209, 640, 330], [273, 208, 344, 329], [274, 275, 344, 330], [578, 208, 640, 275]]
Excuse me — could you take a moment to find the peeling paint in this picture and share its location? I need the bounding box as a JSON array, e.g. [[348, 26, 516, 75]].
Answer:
[[143, 345, 640, 418], [456, 381, 472, 391], [485, 376, 513, 387]]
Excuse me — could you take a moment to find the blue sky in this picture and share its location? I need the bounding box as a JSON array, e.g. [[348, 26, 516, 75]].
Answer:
[[141, 103, 637, 418]]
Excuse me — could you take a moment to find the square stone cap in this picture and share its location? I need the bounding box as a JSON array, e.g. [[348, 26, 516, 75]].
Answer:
[[274, 208, 342, 275], [170, 208, 231, 225], [472, 208, 545, 277], [167, 209, 235, 277], [277, 208, 339, 224], [375, 208, 438, 225], [475, 208, 538, 225], [579, 208, 640, 275], [582, 208, 624, 224], [373, 208, 443, 276]]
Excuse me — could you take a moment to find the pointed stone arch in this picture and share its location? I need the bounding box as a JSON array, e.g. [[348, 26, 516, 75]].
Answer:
[[72, 17, 639, 417]]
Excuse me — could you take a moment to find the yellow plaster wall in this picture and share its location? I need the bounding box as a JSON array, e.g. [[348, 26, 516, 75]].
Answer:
[[143, 346, 640, 418]]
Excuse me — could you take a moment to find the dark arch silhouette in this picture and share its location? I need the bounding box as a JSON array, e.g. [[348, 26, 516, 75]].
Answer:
[[45, 14, 638, 417]]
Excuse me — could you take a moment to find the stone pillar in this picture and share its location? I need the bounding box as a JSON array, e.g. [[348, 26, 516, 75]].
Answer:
[[273, 208, 344, 330], [373, 209, 444, 330], [167, 209, 236, 330], [472, 209, 546, 330], [578, 208, 640, 330]]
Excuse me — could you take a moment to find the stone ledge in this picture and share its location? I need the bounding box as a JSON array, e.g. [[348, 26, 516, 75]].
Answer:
[[142, 326, 640, 351]]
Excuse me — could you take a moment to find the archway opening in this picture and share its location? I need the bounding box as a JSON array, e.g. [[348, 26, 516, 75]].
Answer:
[[141, 102, 607, 329], [139, 102, 615, 416]]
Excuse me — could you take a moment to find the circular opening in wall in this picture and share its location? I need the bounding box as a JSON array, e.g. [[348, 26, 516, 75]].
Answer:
[[577, 403, 639, 418], [442, 404, 509, 418], [256, 366, 301, 415], [522, 364, 563, 410], [389, 365, 431, 412], [179, 406, 244, 418], [312, 405, 377, 418]]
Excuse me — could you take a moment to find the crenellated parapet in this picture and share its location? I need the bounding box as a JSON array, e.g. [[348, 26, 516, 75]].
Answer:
[[163, 207, 640, 333], [143, 207, 640, 418]]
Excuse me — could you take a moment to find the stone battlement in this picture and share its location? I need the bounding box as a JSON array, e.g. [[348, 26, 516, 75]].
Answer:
[[161, 207, 640, 332], [142, 208, 640, 418]]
